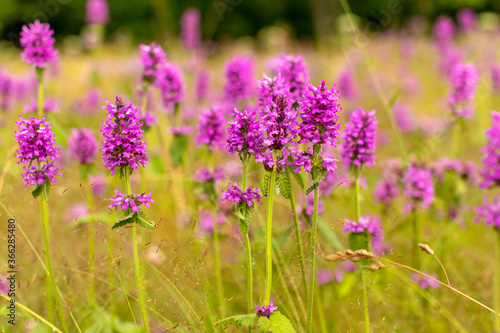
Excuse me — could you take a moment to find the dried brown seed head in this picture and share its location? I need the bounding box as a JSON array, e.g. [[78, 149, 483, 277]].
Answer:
[[418, 243, 435, 256]]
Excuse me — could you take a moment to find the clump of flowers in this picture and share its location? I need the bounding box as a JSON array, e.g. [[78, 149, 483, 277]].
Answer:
[[100, 96, 148, 175], [479, 111, 500, 188], [226, 108, 265, 158], [108, 189, 153, 213], [20, 20, 58, 68], [221, 183, 263, 206], [403, 166, 435, 212], [337, 67, 358, 101], [340, 108, 378, 169], [256, 299, 277, 318], [180, 8, 201, 50], [457, 8, 476, 33], [196, 107, 226, 151], [224, 56, 254, 104], [139, 42, 166, 85], [68, 128, 98, 164], [343, 216, 380, 234], [374, 176, 399, 206], [257, 74, 291, 112], [316, 269, 333, 286], [85, 0, 109, 25], [15, 116, 62, 187], [474, 195, 500, 229], [156, 61, 185, 112], [448, 63, 478, 118], [433, 15, 454, 44], [196, 167, 224, 182], [275, 54, 309, 104]]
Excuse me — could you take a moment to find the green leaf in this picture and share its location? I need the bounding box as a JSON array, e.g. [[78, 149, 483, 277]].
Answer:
[[31, 183, 44, 199], [257, 316, 272, 332], [169, 134, 188, 168], [43, 179, 51, 202], [276, 171, 291, 199], [387, 86, 402, 110], [215, 314, 257, 328], [111, 212, 136, 230], [261, 172, 271, 197], [318, 217, 344, 251], [136, 211, 157, 230], [235, 202, 254, 235], [287, 165, 305, 189], [348, 231, 370, 266], [269, 311, 296, 333], [306, 182, 319, 195]]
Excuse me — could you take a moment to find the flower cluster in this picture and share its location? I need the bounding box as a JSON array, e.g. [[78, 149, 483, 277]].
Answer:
[[15, 116, 62, 186], [20, 20, 58, 68], [403, 166, 435, 212], [316, 269, 333, 285], [448, 63, 478, 118], [156, 62, 185, 111], [298, 80, 342, 146], [343, 216, 380, 234], [257, 74, 291, 111], [256, 299, 277, 318], [457, 8, 476, 33], [431, 158, 478, 185], [195, 167, 224, 182], [474, 195, 500, 229], [100, 96, 148, 175], [196, 70, 210, 101], [197, 211, 225, 237], [139, 42, 166, 85], [180, 8, 201, 50], [337, 67, 357, 101], [226, 108, 264, 157], [196, 107, 226, 151], [85, 0, 109, 25], [221, 183, 263, 206], [68, 128, 98, 164], [374, 176, 399, 206], [479, 111, 500, 188], [433, 16, 454, 43], [340, 108, 378, 168], [260, 94, 298, 151], [108, 189, 153, 213], [275, 54, 309, 104], [411, 273, 440, 290], [23, 98, 59, 114], [224, 56, 254, 103]]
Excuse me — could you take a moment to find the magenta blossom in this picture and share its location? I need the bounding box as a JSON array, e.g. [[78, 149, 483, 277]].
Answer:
[[85, 0, 109, 25], [448, 63, 478, 118], [108, 189, 153, 213], [221, 183, 263, 206], [139, 42, 166, 85], [275, 54, 309, 104], [156, 62, 185, 111], [195, 167, 224, 182], [196, 107, 226, 151], [23, 98, 58, 114], [180, 8, 201, 50], [403, 166, 434, 212], [340, 108, 378, 168], [474, 195, 500, 229], [20, 20, 58, 68], [256, 299, 277, 318], [68, 128, 98, 164], [479, 111, 500, 188], [224, 56, 254, 104], [343, 216, 380, 234]]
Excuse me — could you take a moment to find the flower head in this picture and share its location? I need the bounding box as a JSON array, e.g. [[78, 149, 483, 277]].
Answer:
[[343, 216, 380, 234], [156, 62, 185, 111], [337, 67, 357, 101], [100, 96, 148, 175], [340, 108, 378, 168], [479, 111, 500, 188], [224, 56, 254, 104], [226, 108, 265, 157], [108, 189, 153, 213], [256, 299, 277, 318], [221, 183, 263, 206], [68, 128, 98, 164], [317, 269, 333, 286], [139, 42, 166, 85], [403, 166, 434, 212], [195, 167, 224, 182], [20, 20, 58, 68], [257, 73, 291, 112], [85, 0, 109, 25], [196, 107, 226, 151], [275, 54, 309, 104], [197, 210, 225, 237], [433, 16, 454, 42], [448, 63, 478, 118], [298, 80, 341, 146], [180, 8, 201, 50], [474, 195, 500, 229], [374, 176, 399, 206], [457, 8, 476, 33]]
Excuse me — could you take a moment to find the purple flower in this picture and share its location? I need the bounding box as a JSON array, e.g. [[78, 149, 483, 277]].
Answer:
[[68, 128, 98, 164], [343, 216, 380, 234], [491, 65, 500, 94], [196, 70, 210, 101], [257, 73, 291, 112], [403, 166, 434, 212], [298, 80, 341, 146], [225, 108, 265, 157], [479, 111, 500, 188], [275, 54, 309, 104], [411, 273, 440, 290], [195, 167, 224, 182], [108, 189, 153, 213], [0, 71, 13, 112], [457, 8, 476, 33], [15, 116, 58, 164], [89, 174, 106, 197], [139, 42, 166, 85], [197, 210, 225, 237], [221, 183, 263, 206], [374, 176, 399, 206], [85, 0, 109, 25], [256, 299, 277, 318], [333, 261, 357, 283], [474, 195, 500, 229], [0, 276, 8, 295], [100, 96, 148, 175], [23, 98, 58, 114], [20, 20, 58, 68], [259, 94, 298, 152], [73, 89, 102, 116], [433, 16, 454, 42], [21, 163, 62, 187], [431, 158, 478, 185], [316, 269, 333, 286], [393, 104, 415, 132], [224, 56, 254, 104], [141, 111, 157, 129], [438, 44, 464, 78], [180, 8, 201, 50], [156, 62, 185, 111], [448, 63, 478, 118], [337, 67, 358, 101], [196, 107, 226, 151], [340, 108, 378, 168]]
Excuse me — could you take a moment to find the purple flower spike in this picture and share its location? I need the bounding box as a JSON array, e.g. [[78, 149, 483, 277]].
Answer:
[[343, 216, 380, 234], [337, 67, 358, 101], [457, 8, 476, 33], [221, 183, 263, 206], [480, 111, 500, 188], [156, 62, 185, 111], [85, 0, 109, 25], [196, 107, 226, 151], [20, 20, 58, 68], [139, 42, 166, 85], [180, 8, 201, 50], [340, 108, 377, 169], [256, 299, 278, 318], [298, 80, 341, 146], [100, 96, 148, 175], [275, 54, 309, 104], [226, 108, 265, 157], [257, 73, 291, 112], [374, 176, 399, 206], [448, 63, 478, 118], [433, 16, 454, 42], [474, 195, 500, 229], [68, 128, 98, 164], [108, 189, 154, 213], [403, 166, 434, 212], [224, 56, 254, 104]]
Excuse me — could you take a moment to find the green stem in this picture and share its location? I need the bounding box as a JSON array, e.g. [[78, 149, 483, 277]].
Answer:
[[495, 229, 500, 332], [452, 117, 463, 158], [264, 161, 276, 305], [412, 211, 420, 270], [306, 185, 319, 333], [84, 172, 96, 306], [40, 194, 68, 331], [354, 168, 361, 221], [141, 84, 149, 116], [315, 284, 328, 333], [36, 67, 44, 119], [125, 168, 150, 333], [241, 155, 253, 331]]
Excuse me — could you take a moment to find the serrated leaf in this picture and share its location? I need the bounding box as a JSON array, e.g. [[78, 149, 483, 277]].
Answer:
[[235, 202, 254, 235], [136, 211, 157, 230], [269, 311, 296, 333], [215, 314, 257, 328], [170, 134, 188, 168], [111, 212, 136, 230], [276, 172, 291, 199], [257, 316, 272, 332], [261, 172, 270, 197], [31, 183, 44, 199], [306, 182, 319, 195], [43, 179, 51, 202], [287, 165, 305, 189]]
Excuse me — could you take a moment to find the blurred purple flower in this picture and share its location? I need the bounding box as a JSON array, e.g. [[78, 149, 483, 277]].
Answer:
[[433, 16, 454, 43], [491, 65, 500, 94], [180, 8, 201, 50], [108, 189, 153, 213], [411, 273, 440, 289], [337, 67, 358, 101], [256, 299, 277, 318], [0, 276, 7, 295], [275, 54, 309, 104], [195, 167, 224, 182], [66, 203, 89, 221], [393, 103, 415, 132], [196, 70, 210, 101], [141, 111, 157, 129], [68, 128, 98, 164], [343, 215, 380, 234], [139, 42, 166, 85], [85, 0, 109, 25], [89, 174, 106, 197], [221, 183, 263, 206], [73, 89, 102, 116], [334, 261, 357, 283], [317, 269, 333, 286], [457, 8, 476, 33], [197, 210, 225, 237], [196, 107, 226, 151], [156, 62, 185, 112], [374, 176, 399, 206], [479, 111, 500, 188], [20, 20, 58, 68], [23, 98, 58, 114], [403, 166, 434, 212], [340, 108, 378, 168], [474, 195, 500, 229], [224, 56, 254, 104], [448, 63, 478, 118], [170, 126, 192, 135]]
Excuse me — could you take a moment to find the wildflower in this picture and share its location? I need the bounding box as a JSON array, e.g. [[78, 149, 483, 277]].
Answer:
[[448, 63, 478, 118], [340, 108, 378, 168], [68, 128, 98, 164], [393, 104, 415, 132], [196, 107, 226, 151], [156, 62, 185, 111], [20, 20, 58, 68], [333, 261, 357, 283], [256, 299, 277, 318], [141, 111, 157, 129], [108, 189, 153, 213], [403, 166, 434, 212], [100, 96, 148, 175], [411, 273, 440, 289], [180, 8, 201, 50], [224, 56, 254, 104], [337, 67, 357, 101], [479, 112, 500, 188], [23, 98, 58, 114], [275, 54, 309, 104], [139, 42, 166, 85], [343, 216, 380, 234], [433, 16, 454, 43], [197, 211, 225, 237], [226, 108, 265, 157], [195, 167, 224, 182], [85, 0, 109, 25], [474, 195, 500, 229], [221, 183, 263, 206], [457, 8, 476, 33], [257, 73, 291, 111], [316, 269, 333, 286], [374, 176, 399, 206]]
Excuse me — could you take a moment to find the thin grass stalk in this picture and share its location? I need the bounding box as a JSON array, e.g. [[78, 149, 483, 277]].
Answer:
[[241, 156, 253, 331], [83, 172, 96, 306], [306, 184, 319, 333], [495, 229, 500, 332], [36, 67, 44, 119], [264, 153, 277, 305]]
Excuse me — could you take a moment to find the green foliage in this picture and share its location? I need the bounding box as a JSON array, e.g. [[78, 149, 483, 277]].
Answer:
[[261, 172, 271, 197], [170, 134, 188, 168], [215, 313, 257, 328], [258, 312, 296, 333], [276, 171, 291, 199], [235, 202, 254, 235], [31, 180, 50, 202], [111, 210, 156, 230], [306, 182, 319, 195], [287, 165, 305, 189]]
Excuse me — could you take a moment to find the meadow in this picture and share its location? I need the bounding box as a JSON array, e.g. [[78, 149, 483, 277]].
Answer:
[[1, 4, 500, 333]]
